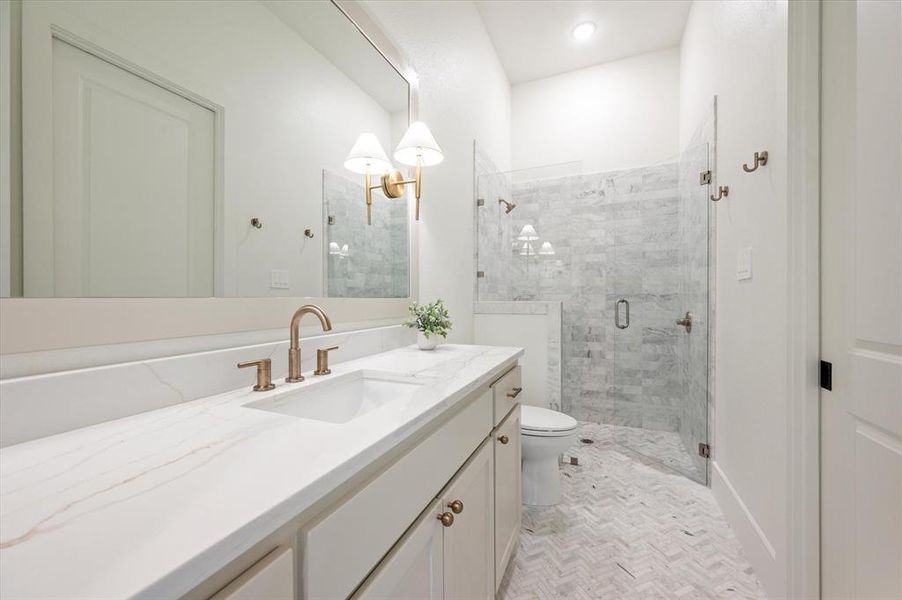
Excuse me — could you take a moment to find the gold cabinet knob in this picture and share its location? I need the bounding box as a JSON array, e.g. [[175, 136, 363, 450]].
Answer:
[[448, 500, 464, 514], [438, 512, 454, 527], [498, 434, 510, 445]]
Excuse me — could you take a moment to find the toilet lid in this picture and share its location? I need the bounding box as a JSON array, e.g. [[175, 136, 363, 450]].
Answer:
[[520, 405, 578, 433]]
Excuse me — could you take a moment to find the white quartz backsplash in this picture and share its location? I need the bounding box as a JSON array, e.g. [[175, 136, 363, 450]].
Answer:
[[0, 325, 415, 447]]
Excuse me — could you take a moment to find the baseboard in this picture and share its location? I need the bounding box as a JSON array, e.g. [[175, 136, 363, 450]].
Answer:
[[711, 461, 785, 598]]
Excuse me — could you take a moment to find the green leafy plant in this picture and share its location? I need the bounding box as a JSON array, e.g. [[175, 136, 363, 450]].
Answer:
[[404, 299, 452, 338]]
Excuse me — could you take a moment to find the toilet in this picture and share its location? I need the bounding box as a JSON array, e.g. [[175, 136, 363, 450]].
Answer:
[[520, 405, 579, 506]]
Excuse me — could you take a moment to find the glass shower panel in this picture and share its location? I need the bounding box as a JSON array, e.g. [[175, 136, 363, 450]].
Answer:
[[607, 146, 709, 484]]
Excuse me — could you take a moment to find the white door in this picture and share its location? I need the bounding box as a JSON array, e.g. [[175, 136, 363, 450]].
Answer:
[[442, 438, 494, 600], [494, 406, 521, 590], [353, 499, 444, 600], [821, 1, 902, 598], [26, 37, 215, 297]]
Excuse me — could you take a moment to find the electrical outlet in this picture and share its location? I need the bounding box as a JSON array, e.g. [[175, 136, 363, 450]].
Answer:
[[270, 269, 290, 289], [737, 247, 752, 280]]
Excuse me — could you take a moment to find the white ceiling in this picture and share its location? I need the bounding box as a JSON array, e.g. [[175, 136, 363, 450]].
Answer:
[[475, 0, 692, 84]]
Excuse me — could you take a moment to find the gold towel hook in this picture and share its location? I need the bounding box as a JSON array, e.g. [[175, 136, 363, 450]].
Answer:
[[742, 150, 768, 173], [710, 185, 729, 202]]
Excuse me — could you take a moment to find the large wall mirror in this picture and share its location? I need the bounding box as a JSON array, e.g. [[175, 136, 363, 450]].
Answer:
[[2, 0, 411, 300]]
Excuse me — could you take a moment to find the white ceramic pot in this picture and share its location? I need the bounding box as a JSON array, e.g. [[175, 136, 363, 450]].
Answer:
[[417, 331, 439, 350]]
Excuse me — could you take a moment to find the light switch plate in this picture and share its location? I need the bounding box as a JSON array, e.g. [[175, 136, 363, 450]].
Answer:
[[737, 247, 752, 280], [270, 269, 290, 289]]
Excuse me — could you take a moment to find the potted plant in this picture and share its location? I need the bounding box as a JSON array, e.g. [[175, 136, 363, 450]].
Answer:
[[404, 299, 452, 350]]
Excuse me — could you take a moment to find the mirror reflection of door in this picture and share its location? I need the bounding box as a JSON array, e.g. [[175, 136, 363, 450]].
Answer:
[[27, 38, 215, 298]]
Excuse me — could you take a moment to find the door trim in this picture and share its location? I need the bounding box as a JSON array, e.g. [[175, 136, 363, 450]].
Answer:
[[786, 0, 821, 598]]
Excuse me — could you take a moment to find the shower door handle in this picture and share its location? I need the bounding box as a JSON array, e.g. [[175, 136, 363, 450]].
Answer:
[[615, 299, 630, 329]]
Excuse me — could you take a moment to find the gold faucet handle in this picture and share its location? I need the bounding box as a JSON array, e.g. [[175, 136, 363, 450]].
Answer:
[[314, 346, 339, 376], [237, 358, 276, 391]]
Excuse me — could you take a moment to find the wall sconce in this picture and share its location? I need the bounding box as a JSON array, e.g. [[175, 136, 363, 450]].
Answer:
[[344, 122, 443, 225]]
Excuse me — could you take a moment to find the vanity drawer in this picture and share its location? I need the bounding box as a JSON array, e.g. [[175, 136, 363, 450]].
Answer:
[[299, 388, 492, 600], [491, 365, 522, 426]]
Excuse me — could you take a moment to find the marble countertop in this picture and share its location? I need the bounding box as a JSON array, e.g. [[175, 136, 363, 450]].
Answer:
[[0, 343, 522, 599]]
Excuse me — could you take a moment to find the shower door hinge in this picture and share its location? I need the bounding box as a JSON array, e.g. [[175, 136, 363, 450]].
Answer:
[[698, 443, 711, 458], [476, 271, 485, 278], [476, 198, 485, 207], [699, 170, 712, 185]]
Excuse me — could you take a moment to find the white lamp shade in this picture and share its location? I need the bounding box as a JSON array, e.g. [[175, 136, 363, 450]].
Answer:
[[519, 242, 536, 256], [517, 224, 539, 241], [345, 133, 392, 175], [394, 121, 443, 166], [539, 241, 556, 255]]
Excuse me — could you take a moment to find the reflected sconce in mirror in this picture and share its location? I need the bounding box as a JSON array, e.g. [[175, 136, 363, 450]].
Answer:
[[344, 122, 443, 225], [517, 224, 539, 241]]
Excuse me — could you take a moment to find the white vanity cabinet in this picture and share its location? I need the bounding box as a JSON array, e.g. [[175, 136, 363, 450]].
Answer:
[[493, 405, 522, 590], [355, 439, 495, 600], [202, 361, 522, 600], [353, 499, 445, 599], [210, 547, 294, 600]]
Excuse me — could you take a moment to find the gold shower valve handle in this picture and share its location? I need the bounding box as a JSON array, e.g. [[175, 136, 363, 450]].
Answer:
[[448, 500, 464, 514], [438, 512, 454, 527]]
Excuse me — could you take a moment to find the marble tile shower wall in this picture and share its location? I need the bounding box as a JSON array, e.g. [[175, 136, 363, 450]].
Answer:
[[477, 163, 707, 446], [323, 170, 409, 298]]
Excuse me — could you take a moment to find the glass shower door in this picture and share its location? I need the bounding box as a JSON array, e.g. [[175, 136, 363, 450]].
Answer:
[[607, 145, 709, 484]]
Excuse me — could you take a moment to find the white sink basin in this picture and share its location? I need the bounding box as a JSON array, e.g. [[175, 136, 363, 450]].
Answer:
[[243, 370, 426, 424]]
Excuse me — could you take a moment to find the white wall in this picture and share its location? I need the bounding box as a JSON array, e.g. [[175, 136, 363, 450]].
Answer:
[[680, 2, 789, 597], [363, 0, 512, 343], [511, 47, 680, 173]]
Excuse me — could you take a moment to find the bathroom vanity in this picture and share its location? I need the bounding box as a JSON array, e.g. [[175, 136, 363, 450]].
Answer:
[[0, 344, 523, 599]]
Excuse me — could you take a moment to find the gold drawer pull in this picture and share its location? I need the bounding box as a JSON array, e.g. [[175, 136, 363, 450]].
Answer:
[[498, 434, 510, 445], [506, 387, 523, 399], [448, 499, 464, 514], [438, 512, 454, 527]]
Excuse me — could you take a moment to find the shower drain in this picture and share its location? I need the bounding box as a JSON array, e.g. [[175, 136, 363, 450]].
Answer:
[[579, 438, 595, 444]]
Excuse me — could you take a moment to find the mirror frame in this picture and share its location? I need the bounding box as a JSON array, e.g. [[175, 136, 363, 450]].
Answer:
[[0, 0, 419, 356]]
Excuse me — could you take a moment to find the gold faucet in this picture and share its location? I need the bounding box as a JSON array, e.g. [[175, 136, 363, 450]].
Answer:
[[287, 304, 333, 383]]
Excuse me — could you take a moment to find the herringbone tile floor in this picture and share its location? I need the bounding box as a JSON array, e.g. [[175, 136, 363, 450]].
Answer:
[[498, 422, 767, 600]]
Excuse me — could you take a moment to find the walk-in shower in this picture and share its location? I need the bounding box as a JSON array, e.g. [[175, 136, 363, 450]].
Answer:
[[475, 137, 714, 484]]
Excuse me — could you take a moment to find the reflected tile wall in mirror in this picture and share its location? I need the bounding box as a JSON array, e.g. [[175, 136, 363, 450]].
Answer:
[[323, 171, 409, 298]]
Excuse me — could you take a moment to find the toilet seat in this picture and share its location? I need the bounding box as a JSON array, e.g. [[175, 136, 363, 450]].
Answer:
[[520, 405, 578, 437]]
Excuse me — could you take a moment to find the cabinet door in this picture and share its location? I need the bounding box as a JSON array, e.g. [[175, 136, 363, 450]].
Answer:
[[494, 406, 521, 589], [354, 499, 444, 600], [210, 547, 293, 600], [441, 439, 494, 600]]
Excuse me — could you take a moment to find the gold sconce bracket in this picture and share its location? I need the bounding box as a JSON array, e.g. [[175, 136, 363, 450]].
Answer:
[[364, 162, 422, 225]]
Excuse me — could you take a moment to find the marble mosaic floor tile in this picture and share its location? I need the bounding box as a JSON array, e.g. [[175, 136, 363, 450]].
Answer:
[[498, 422, 766, 600]]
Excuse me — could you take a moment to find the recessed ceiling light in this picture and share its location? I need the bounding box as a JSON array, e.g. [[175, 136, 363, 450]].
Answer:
[[571, 21, 596, 41]]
